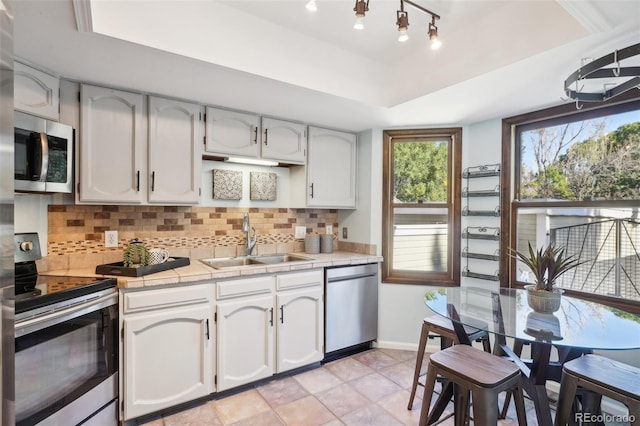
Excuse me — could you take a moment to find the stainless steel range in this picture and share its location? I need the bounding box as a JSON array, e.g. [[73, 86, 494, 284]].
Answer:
[[14, 233, 118, 426]]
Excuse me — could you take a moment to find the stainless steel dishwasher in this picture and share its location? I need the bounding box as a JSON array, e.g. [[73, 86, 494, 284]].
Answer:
[[325, 263, 378, 357]]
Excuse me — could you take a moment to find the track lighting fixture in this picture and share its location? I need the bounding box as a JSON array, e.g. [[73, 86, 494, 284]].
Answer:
[[350, 0, 441, 47], [353, 0, 369, 30]]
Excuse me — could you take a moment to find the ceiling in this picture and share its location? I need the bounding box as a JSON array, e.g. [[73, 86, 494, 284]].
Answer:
[[13, 0, 640, 132]]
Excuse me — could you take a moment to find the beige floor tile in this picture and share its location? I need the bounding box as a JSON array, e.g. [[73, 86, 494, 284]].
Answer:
[[378, 348, 418, 363], [230, 410, 285, 426], [293, 367, 343, 394], [316, 383, 370, 418], [353, 350, 399, 371], [275, 395, 337, 426], [324, 357, 375, 382], [378, 362, 415, 390], [321, 420, 346, 426], [256, 376, 309, 408], [349, 373, 402, 402], [213, 389, 271, 424], [140, 419, 164, 426], [340, 404, 403, 426], [376, 389, 423, 425], [163, 401, 223, 426]]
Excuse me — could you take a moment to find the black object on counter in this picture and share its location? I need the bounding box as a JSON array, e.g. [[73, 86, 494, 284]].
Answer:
[[95, 257, 191, 277]]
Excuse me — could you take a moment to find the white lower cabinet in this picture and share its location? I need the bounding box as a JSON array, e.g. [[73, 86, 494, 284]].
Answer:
[[276, 285, 324, 372], [119, 270, 325, 420], [215, 269, 324, 392], [120, 284, 214, 421], [216, 293, 275, 391]]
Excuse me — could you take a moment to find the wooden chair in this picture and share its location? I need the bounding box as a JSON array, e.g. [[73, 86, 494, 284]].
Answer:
[[418, 304, 527, 425], [554, 354, 640, 426], [407, 314, 492, 409], [419, 344, 528, 425]]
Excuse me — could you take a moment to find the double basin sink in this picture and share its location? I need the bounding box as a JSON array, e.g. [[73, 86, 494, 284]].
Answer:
[[200, 253, 314, 269]]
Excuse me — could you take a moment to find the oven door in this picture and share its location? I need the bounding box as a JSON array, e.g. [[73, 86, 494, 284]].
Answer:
[[15, 293, 118, 426]]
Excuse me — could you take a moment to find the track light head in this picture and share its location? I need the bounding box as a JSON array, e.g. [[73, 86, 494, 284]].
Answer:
[[428, 20, 441, 49], [396, 10, 409, 42], [353, 0, 369, 29], [305, 0, 317, 12]]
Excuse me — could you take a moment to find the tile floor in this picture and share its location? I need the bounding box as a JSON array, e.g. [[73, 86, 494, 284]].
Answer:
[[138, 348, 542, 426]]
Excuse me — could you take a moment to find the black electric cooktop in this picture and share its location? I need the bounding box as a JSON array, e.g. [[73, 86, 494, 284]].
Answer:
[[15, 265, 116, 315]]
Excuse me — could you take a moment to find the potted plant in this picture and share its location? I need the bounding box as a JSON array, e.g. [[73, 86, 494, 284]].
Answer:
[[512, 242, 583, 313]]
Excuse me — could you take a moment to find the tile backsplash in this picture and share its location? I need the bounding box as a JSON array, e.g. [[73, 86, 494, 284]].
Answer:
[[48, 205, 340, 255]]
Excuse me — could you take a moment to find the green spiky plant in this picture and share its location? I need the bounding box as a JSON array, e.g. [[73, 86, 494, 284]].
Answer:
[[513, 242, 584, 291]]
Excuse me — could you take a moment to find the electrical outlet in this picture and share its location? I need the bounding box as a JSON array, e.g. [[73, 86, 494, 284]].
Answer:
[[325, 224, 333, 235], [105, 230, 118, 248], [342, 227, 348, 239], [294, 226, 306, 239]]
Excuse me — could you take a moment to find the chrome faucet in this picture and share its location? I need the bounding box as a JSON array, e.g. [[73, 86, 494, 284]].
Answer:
[[243, 212, 257, 256]]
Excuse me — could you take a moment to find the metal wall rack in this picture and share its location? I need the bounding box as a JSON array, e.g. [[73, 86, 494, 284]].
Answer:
[[462, 164, 501, 281]]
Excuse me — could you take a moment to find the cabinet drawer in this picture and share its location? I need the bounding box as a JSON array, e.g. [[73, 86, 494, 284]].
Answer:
[[122, 284, 211, 313], [277, 269, 323, 291], [216, 275, 275, 300]]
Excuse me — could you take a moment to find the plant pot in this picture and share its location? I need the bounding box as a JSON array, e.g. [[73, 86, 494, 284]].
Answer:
[[525, 284, 563, 314]]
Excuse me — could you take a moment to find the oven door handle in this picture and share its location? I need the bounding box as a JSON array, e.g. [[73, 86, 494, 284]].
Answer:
[[15, 292, 117, 337]]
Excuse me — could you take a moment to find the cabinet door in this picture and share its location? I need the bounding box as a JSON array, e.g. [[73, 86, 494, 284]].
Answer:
[[79, 84, 146, 203], [14, 62, 60, 121], [205, 107, 260, 158], [261, 117, 307, 164], [217, 295, 274, 391], [123, 304, 212, 420], [307, 126, 357, 208], [148, 96, 202, 204], [276, 286, 324, 373]]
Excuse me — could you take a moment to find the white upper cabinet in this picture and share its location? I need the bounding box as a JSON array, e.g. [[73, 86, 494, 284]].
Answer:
[[261, 117, 307, 164], [204, 107, 260, 158], [306, 126, 357, 208], [14, 62, 60, 121], [79, 84, 147, 204], [148, 96, 202, 204], [79, 85, 202, 205]]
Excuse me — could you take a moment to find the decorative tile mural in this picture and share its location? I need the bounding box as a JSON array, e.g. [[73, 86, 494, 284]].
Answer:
[[213, 169, 242, 200], [250, 172, 277, 201]]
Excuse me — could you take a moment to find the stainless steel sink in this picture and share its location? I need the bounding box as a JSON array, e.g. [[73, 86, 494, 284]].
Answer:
[[200, 253, 314, 269], [249, 253, 314, 264]]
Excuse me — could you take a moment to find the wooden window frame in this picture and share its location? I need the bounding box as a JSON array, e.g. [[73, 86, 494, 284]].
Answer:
[[501, 91, 640, 314], [382, 128, 462, 286]]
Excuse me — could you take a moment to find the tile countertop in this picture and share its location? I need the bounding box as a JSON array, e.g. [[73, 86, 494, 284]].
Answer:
[[43, 251, 383, 289]]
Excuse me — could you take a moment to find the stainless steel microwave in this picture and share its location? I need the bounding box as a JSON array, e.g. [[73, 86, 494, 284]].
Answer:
[[14, 111, 74, 193]]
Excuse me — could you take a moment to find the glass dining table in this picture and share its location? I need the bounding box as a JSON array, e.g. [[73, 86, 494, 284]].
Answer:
[[423, 286, 640, 426]]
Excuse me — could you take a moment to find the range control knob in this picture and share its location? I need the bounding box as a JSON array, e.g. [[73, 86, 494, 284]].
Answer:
[[19, 241, 33, 252]]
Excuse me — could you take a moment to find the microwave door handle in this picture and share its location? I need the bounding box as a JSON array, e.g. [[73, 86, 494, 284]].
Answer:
[[38, 133, 49, 182]]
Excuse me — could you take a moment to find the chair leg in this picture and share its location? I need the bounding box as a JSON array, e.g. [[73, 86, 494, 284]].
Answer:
[[481, 334, 491, 353], [471, 388, 499, 426], [554, 373, 579, 426], [453, 383, 469, 426], [499, 338, 526, 418], [512, 382, 528, 426], [419, 361, 439, 425], [408, 322, 430, 410]]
